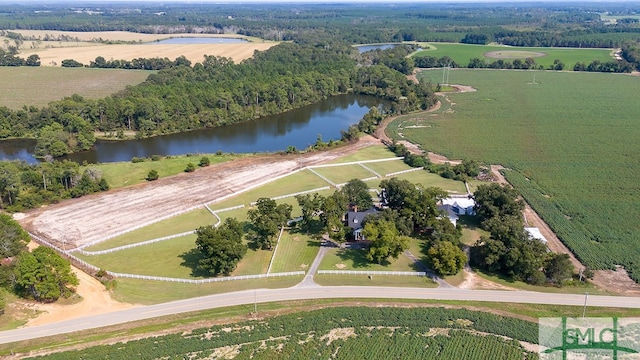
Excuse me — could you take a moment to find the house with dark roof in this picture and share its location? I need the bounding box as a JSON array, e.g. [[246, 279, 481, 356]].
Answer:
[[345, 207, 378, 241]]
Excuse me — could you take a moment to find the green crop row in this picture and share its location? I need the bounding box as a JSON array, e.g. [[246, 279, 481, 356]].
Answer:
[[27, 307, 538, 359]]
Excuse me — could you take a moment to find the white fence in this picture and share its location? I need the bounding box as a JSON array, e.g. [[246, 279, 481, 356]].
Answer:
[[107, 271, 305, 284], [307, 157, 403, 169], [359, 163, 381, 178], [317, 270, 426, 276], [307, 168, 336, 186], [385, 167, 423, 177], [73, 230, 196, 256]]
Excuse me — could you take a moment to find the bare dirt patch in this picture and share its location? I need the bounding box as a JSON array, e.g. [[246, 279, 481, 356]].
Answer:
[[592, 266, 640, 296], [457, 267, 516, 291], [19, 136, 381, 251], [24, 266, 138, 327], [483, 50, 546, 59]]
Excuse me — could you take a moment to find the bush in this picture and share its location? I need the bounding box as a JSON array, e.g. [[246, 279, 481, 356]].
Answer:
[[151, 154, 162, 161], [199, 156, 210, 167], [131, 157, 145, 163], [185, 163, 196, 173], [146, 170, 159, 181]]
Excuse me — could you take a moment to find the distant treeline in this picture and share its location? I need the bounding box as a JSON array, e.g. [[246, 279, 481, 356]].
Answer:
[[57, 55, 193, 70], [414, 53, 636, 73], [0, 42, 437, 158], [0, 3, 639, 47]]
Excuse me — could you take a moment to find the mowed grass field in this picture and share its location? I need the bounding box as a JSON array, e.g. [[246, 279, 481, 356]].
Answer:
[[414, 42, 613, 69], [393, 68, 640, 281], [0, 67, 150, 109]]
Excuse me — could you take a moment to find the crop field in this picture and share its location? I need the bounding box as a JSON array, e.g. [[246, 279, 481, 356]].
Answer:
[[414, 42, 613, 69], [29, 307, 538, 359], [10, 30, 277, 66], [0, 67, 150, 109], [392, 68, 640, 282]]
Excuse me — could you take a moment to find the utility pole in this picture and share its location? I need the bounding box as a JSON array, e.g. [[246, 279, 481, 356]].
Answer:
[[254, 289, 257, 314], [582, 292, 588, 318]]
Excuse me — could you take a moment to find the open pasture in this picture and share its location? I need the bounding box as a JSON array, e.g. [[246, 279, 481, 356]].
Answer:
[[78, 231, 274, 278], [269, 230, 321, 273], [399, 68, 640, 281], [414, 42, 613, 69], [0, 67, 150, 109]]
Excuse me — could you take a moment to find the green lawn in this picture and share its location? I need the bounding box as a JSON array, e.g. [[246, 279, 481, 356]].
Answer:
[[413, 42, 613, 69], [79, 231, 273, 278], [78, 234, 202, 278], [362, 159, 414, 176], [269, 229, 321, 273], [111, 277, 302, 305], [0, 67, 151, 109], [319, 247, 419, 271], [207, 169, 330, 210], [390, 170, 467, 194], [328, 144, 397, 163], [393, 69, 640, 282], [314, 274, 437, 287], [310, 164, 378, 185], [85, 154, 239, 189], [457, 215, 489, 246], [83, 207, 215, 251]]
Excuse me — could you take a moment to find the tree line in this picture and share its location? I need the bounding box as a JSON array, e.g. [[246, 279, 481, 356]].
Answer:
[[0, 214, 78, 310], [470, 183, 580, 286], [0, 160, 109, 212]]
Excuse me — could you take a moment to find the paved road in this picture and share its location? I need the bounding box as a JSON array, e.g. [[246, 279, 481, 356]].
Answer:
[[0, 286, 637, 345]]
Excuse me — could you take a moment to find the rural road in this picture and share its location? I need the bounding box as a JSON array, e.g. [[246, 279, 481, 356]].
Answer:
[[0, 286, 637, 344]]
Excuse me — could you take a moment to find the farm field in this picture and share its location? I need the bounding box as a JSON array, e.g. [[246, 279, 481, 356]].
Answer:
[[9, 30, 277, 66], [25, 307, 538, 359], [414, 42, 613, 69], [392, 68, 640, 282], [0, 67, 150, 109]]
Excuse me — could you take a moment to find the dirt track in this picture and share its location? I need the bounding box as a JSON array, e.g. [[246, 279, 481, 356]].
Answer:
[[19, 137, 379, 250]]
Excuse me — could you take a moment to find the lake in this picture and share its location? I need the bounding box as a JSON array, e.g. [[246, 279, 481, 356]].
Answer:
[[0, 94, 384, 164], [150, 37, 248, 44]]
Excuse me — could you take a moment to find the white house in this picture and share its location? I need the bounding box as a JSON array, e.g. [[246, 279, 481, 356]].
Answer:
[[438, 197, 476, 226]]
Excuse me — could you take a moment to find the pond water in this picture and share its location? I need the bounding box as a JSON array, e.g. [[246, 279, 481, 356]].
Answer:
[[0, 94, 384, 164], [150, 37, 248, 44], [356, 44, 398, 53]]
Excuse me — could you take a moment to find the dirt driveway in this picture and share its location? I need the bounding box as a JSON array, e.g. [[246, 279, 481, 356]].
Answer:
[[19, 136, 380, 250]]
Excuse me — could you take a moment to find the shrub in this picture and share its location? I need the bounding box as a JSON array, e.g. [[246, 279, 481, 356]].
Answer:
[[199, 156, 210, 167], [185, 163, 196, 173], [151, 154, 162, 161], [146, 170, 159, 181], [131, 157, 145, 163]]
